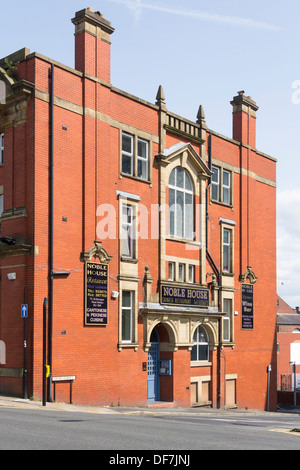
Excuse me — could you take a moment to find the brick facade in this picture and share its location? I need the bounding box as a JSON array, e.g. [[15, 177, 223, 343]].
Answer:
[[277, 295, 300, 391], [0, 8, 277, 410]]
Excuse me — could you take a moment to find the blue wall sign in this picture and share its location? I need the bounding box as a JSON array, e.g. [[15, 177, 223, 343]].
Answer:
[[21, 304, 28, 318]]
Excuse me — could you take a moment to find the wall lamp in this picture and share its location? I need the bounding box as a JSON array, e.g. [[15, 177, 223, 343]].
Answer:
[[0, 237, 16, 245]]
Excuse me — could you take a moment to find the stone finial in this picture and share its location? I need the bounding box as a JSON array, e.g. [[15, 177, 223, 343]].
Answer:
[[197, 105, 207, 129], [156, 85, 166, 110]]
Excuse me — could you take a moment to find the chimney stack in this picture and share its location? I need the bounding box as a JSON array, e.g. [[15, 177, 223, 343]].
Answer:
[[230, 91, 259, 148], [71, 8, 114, 82]]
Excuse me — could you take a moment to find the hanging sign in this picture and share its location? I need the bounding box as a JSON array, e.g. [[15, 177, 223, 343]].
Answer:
[[85, 262, 108, 325], [241, 284, 254, 329]]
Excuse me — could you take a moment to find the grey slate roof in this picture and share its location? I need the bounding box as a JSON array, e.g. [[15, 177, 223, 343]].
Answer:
[[277, 313, 300, 325]]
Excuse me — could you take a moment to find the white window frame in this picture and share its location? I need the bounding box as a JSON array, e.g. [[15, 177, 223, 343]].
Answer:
[[122, 133, 133, 176], [223, 299, 232, 342], [137, 138, 149, 180], [191, 326, 209, 362], [219, 218, 236, 277], [222, 170, 231, 205], [211, 166, 220, 202], [188, 265, 195, 283], [179, 263, 185, 282], [121, 132, 149, 181], [169, 167, 194, 240], [121, 290, 134, 343], [121, 204, 135, 259], [168, 261, 175, 281], [0, 133, 4, 165], [222, 228, 232, 273], [211, 165, 232, 206]]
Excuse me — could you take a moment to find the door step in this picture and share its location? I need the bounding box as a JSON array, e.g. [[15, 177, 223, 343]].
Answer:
[[147, 401, 176, 408]]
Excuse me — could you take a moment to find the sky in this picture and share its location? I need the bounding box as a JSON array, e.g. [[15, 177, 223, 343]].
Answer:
[[1, 0, 300, 307]]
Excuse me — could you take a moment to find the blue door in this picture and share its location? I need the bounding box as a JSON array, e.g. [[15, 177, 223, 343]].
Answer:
[[147, 341, 160, 401]]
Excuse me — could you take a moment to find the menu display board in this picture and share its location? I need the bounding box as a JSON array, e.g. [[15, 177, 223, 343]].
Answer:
[[85, 262, 108, 325]]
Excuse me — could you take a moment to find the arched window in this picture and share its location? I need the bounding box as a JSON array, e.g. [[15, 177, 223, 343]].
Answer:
[[169, 167, 193, 239], [191, 326, 209, 362]]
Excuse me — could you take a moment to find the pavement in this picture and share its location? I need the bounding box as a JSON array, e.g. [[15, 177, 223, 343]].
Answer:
[[1, 394, 300, 417]]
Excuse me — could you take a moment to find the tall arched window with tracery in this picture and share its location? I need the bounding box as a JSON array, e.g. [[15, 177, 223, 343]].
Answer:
[[169, 167, 194, 240]]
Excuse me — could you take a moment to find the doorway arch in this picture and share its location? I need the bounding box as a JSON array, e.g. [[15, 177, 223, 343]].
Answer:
[[147, 328, 160, 401], [147, 323, 175, 402]]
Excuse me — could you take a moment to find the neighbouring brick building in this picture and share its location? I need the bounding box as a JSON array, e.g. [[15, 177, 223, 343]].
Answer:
[[277, 295, 300, 394], [0, 7, 277, 410]]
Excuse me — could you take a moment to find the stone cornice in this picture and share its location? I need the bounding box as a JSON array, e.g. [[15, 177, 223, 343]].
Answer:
[[0, 243, 32, 258], [71, 8, 115, 36]]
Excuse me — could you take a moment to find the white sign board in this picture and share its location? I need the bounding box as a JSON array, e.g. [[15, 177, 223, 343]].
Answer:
[[290, 342, 300, 365], [52, 376, 76, 382], [0, 81, 5, 105]]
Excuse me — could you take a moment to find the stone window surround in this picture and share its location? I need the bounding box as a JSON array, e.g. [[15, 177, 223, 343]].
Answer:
[[119, 127, 153, 185], [211, 163, 234, 207]]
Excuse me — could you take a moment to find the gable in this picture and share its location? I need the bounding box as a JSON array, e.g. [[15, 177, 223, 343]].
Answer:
[[157, 142, 211, 179]]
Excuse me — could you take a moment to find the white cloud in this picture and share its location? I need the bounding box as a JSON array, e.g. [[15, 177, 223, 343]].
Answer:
[[104, 0, 282, 31], [277, 188, 300, 308], [126, 0, 142, 21]]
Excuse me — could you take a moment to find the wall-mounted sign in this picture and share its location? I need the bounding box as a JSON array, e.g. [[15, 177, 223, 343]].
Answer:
[[160, 283, 209, 308], [85, 262, 108, 325], [241, 284, 254, 329], [159, 360, 172, 376]]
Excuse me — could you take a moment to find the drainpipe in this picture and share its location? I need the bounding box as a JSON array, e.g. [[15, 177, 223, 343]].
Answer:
[[48, 64, 54, 402], [205, 133, 222, 409]]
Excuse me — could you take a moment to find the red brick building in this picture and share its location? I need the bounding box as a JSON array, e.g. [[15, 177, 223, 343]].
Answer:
[[0, 8, 277, 410], [277, 295, 300, 393]]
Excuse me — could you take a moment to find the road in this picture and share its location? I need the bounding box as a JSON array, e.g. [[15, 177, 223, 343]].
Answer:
[[1, 404, 300, 451]]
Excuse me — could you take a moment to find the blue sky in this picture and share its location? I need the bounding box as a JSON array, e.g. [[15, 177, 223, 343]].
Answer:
[[1, 0, 300, 307]]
